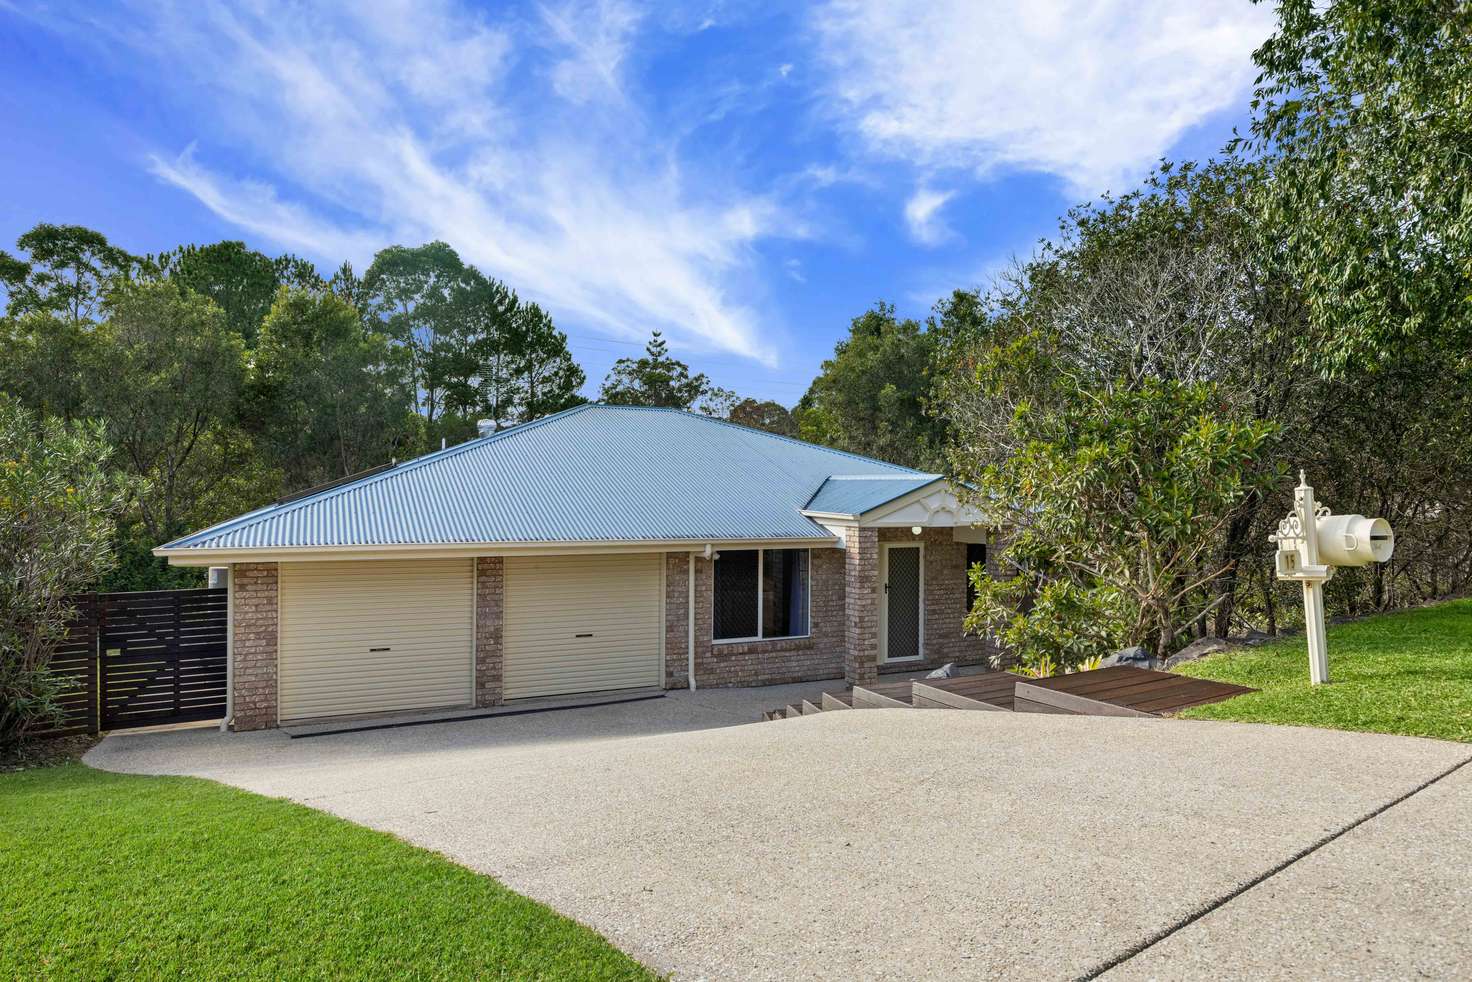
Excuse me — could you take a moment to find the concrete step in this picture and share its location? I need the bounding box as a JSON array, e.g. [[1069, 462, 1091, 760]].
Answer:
[[784, 704, 805, 718], [821, 691, 853, 710], [851, 680, 915, 709], [801, 699, 825, 715]]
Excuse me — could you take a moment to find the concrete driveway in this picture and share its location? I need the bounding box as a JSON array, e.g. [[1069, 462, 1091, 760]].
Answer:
[[87, 684, 1472, 980]]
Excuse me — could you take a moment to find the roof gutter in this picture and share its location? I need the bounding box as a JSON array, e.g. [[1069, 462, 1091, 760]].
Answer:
[[153, 535, 840, 567]]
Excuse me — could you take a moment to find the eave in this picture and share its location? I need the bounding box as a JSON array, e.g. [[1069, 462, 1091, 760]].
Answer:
[[154, 535, 843, 567]]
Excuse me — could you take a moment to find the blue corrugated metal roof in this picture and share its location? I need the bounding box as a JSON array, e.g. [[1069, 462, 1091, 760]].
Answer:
[[159, 405, 928, 552], [802, 474, 942, 517]]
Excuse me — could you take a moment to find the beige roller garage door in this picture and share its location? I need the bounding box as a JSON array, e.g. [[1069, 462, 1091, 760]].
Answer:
[[278, 559, 474, 722], [503, 553, 663, 700]]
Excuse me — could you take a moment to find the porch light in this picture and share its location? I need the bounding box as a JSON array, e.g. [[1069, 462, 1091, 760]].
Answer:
[[910, 526, 922, 536]]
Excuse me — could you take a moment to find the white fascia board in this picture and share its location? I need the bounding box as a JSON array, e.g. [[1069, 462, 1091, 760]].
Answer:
[[154, 536, 842, 566]]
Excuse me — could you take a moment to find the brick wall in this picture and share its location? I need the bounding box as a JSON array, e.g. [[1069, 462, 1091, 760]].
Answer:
[[876, 527, 997, 674], [844, 526, 879, 685], [230, 562, 278, 731], [475, 557, 504, 707], [664, 553, 690, 688], [666, 547, 847, 688]]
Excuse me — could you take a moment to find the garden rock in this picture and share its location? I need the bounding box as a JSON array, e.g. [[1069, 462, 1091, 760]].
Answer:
[[1101, 645, 1152, 669], [926, 662, 957, 679], [1165, 636, 1231, 669]]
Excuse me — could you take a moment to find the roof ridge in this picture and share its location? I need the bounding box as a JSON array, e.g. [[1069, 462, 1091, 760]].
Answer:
[[159, 404, 597, 550], [824, 473, 942, 480]]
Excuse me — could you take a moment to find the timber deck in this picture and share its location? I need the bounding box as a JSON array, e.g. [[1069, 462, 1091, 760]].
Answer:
[[911, 672, 1026, 711], [1014, 666, 1256, 717]]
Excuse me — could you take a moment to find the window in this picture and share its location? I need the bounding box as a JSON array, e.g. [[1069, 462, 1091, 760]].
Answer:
[[713, 550, 759, 640], [965, 542, 987, 610], [713, 548, 810, 642]]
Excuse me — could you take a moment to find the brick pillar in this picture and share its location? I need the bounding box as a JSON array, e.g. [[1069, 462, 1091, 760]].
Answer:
[[230, 562, 278, 731], [691, 555, 713, 686], [475, 557, 504, 707], [664, 552, 690, 689], [844, 526, 878, 686]]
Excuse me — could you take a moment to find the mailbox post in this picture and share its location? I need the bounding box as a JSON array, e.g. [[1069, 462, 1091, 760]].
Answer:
[[1269, 472, 1394, 684]]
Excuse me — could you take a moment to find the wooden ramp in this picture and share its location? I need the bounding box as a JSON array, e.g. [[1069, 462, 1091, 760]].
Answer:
[[912, 671, 1025, 711], [1014, 666, 1255, 717]]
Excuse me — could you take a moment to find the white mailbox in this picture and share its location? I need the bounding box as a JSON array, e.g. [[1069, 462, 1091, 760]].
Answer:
[[1269, 472, 1394, 684], [1315, 514, 1393, 567]]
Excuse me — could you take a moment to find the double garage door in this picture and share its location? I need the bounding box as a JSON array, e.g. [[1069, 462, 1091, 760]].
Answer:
[[277, 555, 662, 722]]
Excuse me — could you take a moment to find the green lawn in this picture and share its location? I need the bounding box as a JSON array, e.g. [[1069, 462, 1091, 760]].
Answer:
[[1175, 598, 1472, 743], [0, 764, 655, 981]]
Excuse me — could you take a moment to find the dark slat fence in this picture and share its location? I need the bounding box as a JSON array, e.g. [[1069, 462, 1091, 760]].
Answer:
[[36, 588, 228, 736], [40, 594, 102, 736]]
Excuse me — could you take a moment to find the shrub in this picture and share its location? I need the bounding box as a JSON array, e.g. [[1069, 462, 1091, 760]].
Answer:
[[0, 399, 126, 750]]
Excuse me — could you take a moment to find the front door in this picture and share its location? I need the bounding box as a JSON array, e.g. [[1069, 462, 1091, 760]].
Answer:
[[880, 543, 923, 663]]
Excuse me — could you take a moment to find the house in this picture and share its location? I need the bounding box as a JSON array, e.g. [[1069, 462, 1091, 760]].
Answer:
[[155, 405, 998, 730]]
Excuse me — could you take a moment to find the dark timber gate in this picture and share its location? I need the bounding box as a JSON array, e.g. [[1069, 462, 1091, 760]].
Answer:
[[97, 588, 229, 729]]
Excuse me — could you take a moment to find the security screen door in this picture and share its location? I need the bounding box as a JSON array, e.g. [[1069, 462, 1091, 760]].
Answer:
[[882, 544, 922, 662]]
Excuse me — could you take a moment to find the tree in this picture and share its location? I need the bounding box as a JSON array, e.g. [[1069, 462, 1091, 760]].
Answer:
[[89, 280, 246, 543], [0, 312, 98, 423], [0, 223, 139, 325], [729, 398, 797, 437], [329, 260, 381, 329], [433, 267, 586, 437], [154, 240, 322, 345], [510, 301, 586, 421], [797, 304, 945, 469], [600, 331, 710, 409], [1245, 0, 1472, 371], [941, 159, 1310, 636], [363, 242, 466, 423], [1302, 344, 1472, 617], [950, 357, 1278, 668], [0, 399, 128, 750], [248, 287, 416, 492], [452, 267, 522, 432], [695, 386, 739, 419]]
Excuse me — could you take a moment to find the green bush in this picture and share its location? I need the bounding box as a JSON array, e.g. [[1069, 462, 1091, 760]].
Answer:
[[0, 399, 127, 750]]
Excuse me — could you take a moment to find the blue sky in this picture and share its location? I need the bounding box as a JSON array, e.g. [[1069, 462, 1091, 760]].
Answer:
[[0, 1, 1275, 405]]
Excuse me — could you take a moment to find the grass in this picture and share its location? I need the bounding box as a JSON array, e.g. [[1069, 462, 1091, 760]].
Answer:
[[1175, 598, 1472, 743], [0, 764, 656, 981]]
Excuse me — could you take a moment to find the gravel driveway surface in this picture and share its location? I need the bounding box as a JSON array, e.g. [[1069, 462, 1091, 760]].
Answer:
[[87, 686, 1472, 980]]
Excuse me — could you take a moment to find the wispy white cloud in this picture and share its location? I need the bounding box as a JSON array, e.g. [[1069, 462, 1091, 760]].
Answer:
[[540, 0, 643, 105], [147, 147, 384, 262], [903, 187, 956, 246], [814, 0, 1274, 197], [83, 0, 784, 365]]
